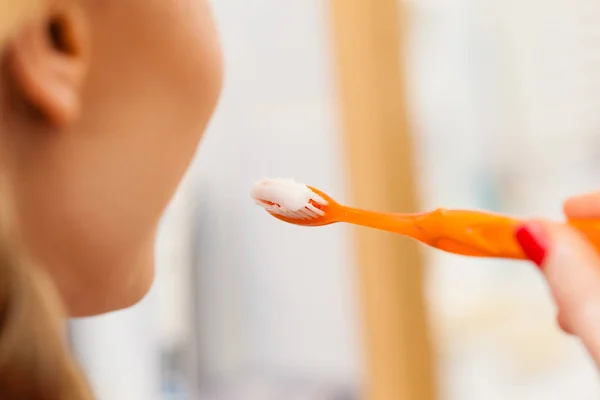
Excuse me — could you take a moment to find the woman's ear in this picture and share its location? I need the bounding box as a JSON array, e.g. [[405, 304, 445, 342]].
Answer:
[[5, 4, 89, 126]]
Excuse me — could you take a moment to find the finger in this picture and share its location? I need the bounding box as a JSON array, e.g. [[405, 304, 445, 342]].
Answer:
[[564, 191, 600, 219], [516, 221, 600, 366]]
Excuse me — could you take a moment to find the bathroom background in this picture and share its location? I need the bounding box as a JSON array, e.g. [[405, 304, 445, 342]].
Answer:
[[69, 0, 600, 399]]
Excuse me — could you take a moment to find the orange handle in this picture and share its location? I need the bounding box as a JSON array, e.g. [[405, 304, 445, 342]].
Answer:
[[406, 209, 525, 259], [342, 207, 600, 260]]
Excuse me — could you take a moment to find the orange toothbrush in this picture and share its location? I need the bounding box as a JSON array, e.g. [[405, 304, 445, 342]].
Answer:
[[251, 178, 600, 260]]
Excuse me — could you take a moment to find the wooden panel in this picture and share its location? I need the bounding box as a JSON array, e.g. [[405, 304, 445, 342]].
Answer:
[[327, 0, 437, 399]]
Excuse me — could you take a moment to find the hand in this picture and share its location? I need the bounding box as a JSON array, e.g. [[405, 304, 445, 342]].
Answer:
[[515, 192, 600, 367]]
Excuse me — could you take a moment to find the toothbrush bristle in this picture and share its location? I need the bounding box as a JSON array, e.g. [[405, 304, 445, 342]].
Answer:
[[251, 178, 327, 219]]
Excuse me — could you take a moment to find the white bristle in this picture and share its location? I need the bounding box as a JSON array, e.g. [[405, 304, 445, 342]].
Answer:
[[250, 178, 328, 219]]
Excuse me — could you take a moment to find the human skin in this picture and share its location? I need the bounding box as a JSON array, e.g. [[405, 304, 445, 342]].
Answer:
[[516, 192, 600, 368], [0, 0, 223, 316]]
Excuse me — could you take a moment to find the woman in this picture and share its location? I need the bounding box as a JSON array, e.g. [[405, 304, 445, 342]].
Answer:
[[517, 193, 600, 368], [0, 0, 222, 398]]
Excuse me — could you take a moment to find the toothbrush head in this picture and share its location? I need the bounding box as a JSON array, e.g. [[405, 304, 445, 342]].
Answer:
[[251, 178, 334, 226]]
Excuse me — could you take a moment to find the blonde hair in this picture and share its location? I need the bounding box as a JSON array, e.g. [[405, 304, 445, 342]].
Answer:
[[0, 1, 95, 399]]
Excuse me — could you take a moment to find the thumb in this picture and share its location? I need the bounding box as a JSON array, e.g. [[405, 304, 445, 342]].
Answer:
[[516, 221, 600, 366]]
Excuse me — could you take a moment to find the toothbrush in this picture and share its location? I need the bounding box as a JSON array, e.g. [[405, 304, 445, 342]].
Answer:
[[251, 178, 600, 260]]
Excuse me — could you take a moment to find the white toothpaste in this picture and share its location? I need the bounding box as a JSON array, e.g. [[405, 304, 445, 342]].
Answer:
[[251, 178, 316, 211]]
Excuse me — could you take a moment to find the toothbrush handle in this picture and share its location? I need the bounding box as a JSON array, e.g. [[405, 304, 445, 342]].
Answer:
[[418, 210, 600, 259], [342, 207, 523, 258], [343, 207, 600, 260], [409, 209, 525, 259]]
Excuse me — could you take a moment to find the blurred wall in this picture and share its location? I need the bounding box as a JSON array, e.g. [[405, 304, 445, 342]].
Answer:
[[191, 0, 361, 384]]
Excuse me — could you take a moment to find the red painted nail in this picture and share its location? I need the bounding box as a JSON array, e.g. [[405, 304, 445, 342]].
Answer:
[[515, 223, 549, 268]]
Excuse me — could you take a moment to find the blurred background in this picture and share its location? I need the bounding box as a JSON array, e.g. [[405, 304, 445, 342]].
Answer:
[[67, 0, 600, 398]]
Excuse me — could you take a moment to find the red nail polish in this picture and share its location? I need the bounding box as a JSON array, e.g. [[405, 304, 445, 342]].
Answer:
[[515, 223, 549, 268]]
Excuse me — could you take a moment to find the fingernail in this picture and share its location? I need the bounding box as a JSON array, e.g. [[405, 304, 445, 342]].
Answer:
[[515, 223, 549, 268]]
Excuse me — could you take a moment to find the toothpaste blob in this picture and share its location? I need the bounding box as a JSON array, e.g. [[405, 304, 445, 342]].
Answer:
[[251, 178, 316, 211]]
